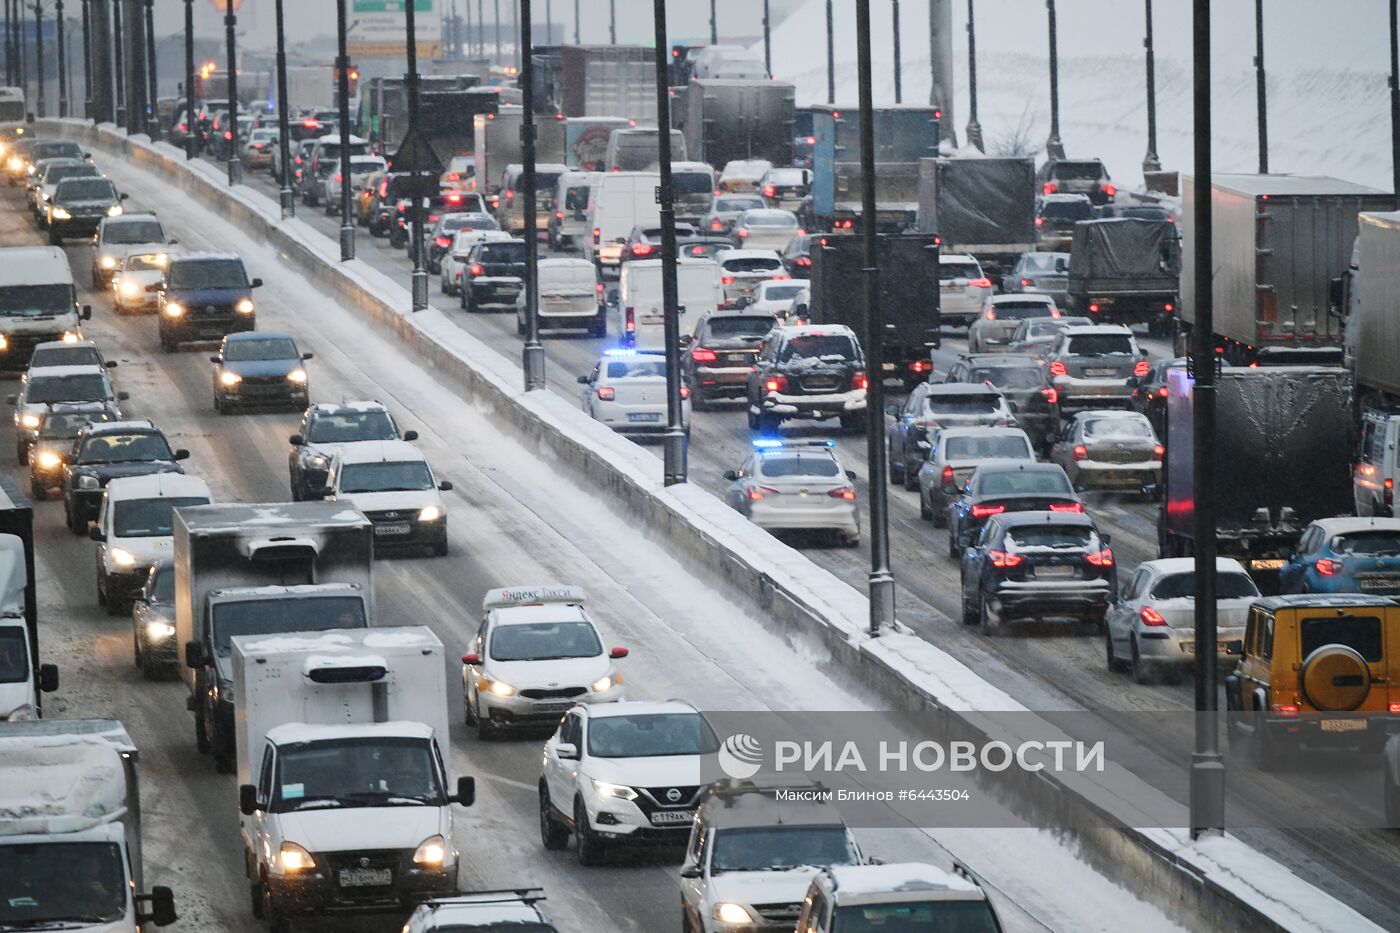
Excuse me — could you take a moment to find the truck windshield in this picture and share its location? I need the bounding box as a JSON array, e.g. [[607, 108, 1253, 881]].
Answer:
[[0, 842, 126, 924], [711, 826, 858, 873], [0, 626, 26, 682], [307, 410, 397, 443], [831, 900, 1000, 932], [29, 374, 109, 403], [339, 461, 434, 493], [586, 712, 718, 758], [114, 496, 210, 537], [212, 596, 366, 654], [491, 621, 602, 661], [0, 283, 75, 317], [274, 737, 443, 810]]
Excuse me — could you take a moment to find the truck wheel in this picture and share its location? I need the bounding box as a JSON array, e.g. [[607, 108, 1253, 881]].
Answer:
[[215, 751, 235, 774], [194, 709, 211, 754], [539, 782, 570, 850]]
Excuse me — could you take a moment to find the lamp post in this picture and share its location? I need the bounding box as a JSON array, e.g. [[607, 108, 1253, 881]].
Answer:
[[1142, 0, 1159, 173], [56, 0, 67, 116], [5, 0, 12, 87], [112, 0, 124, 125], [762, 0, 770, 77], [708, 0, 716, 43], [182, 0, 192, 157], [405, 0, 428, 310], [125, 0, 145, 135], [143, 0, 156, 137], [572, 0, 578, 44], [520, 0, 544, 391], [892, 0, 902, 104], [608, 0, 614, 44], [825, 0, 833, 104], [965, 0, 982, 151], [493, 0, 499, 61], [1390, 0, 1400, 199], [223, 0, 241, 184], [335, 0, 354, 258], [81, 0, 91, 118], [652, 0, 685, 485], [34, 0, 44, 118], [1044, 0, 1063, 159], [1253, 0, 1267, 174], [274, 0, 293, 216], [857, 0, 895, 636]]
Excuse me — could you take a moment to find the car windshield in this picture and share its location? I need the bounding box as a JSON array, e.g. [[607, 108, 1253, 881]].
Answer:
[[56, 178, 116, 200], [1301, 615, 1383, 662], [347, 156, 384, 172], [1019, 253, 1067, 272], [707, 315, 774, 339], [711, 826, 858, 873], [113, 496, 209, 537], [40, 410, 112, 439], [941, 262, 983, 281], [606, 360, 668, 379], [490, 621, 602, 661], [30, 346, 100, 367], [586, 712, 718, 758], [1052, 161, 1107, 180], [44, 163, 99, 184], [944, 435, 1031, 460], [759, 284, 805, 301], [273, 737, 443, 811], [1066, 334, 1133, 356], [77, 432, 172, 463], [211, 595, 366, 654], [0, 627, 25, 683], [339, 460, 434, 493], [972, 367, 1044, 390], [124, 253, 167, 272], [1082, 417, 1153, 439], [718, 196, 764, 212], [746, 213, 797, 228], [104, 219, 165, 243], [0, 842, 126, 925], [684, 242, 730, 259], [991, 304, 1055, 320], [223, 337, 298, 362], [479, 242, 526, 263], [723, 257, 782, 274], [1151, 573, 1259, 599], [1041, 199, 1094, 221], [757, 453, 841, 478], [1006, 525, 1093, 549], [926, 394, 1000, 415], [168, 260, 247, 289], [443, 213, 493, 232], [830, 901, 1001, 932], [150, 566, 175, 602], [1332, 531, 1400, 555], [673, 172, 713, 194], [977, 470, 1072, 496], [31, 141, 83, 161], [307, 411, 397, 443], [779, 335, 857, 363], [0, 283, 74, 318], [28, 373, 109, 403]]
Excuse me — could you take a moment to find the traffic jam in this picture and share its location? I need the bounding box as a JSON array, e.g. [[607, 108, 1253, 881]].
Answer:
[[1, 2, 1399, 932]]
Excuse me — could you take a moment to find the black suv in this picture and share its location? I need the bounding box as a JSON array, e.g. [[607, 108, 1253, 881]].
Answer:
[[48, 177, 126, 243], [1036, 158, 1116, 205], [746, 325, 868, 435], [460, 237, 527, 312], [959, 511, 1115, 634], [1129, 356, 1183, 438], [946, 461, 1082, 558], [943, 353, 1061, 451], [287, 402, 416, 501], [681, 311, 776, 409], [62, 420, 189, 534]]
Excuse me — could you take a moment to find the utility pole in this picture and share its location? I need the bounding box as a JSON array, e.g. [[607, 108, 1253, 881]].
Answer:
[[34, 0, 44, 118], [336, 0, 354, 256], [857, 0, 894, 636], [476, 0, 483, 57], [572, 0, 578, 44], [125, 0, 144, 135], [56, 0, 67, 117], [405, 0, 428, 310], [493, 0, 499, 62], [1189, 0, 1224, 842], [4, 0, 12, 87], [81, 0, 91, 119], [223, 0, 240, 184], [825, 0, 833, 104], [182, 0, 192, 156], [1391, 0, 1400, 198], [509, 0, 517, 70], [964, 0, 981, 151], [608, 0, 614, 44], [1142, 0, 1160, 173], [652, 0, 685, 485], [1044, 0, 1064, 159], [892, 0, 902, 104], [762, 0, 770, 78], [143, 0, 156, 136], [274, 0, 292, 216], [709, 0, 716, 43], [112, 0, 123, 125], [1254, 0, 1267, 174], [521, 0, 544, 391]]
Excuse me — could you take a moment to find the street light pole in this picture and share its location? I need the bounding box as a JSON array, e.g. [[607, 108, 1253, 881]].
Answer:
[[652, 0, 686, 486], [892, 0, 901, 104], [762, 0, 770, 78], [1142, 0, 1160, 173], [112, 0, 123, 125], [521, 0, 544, 391], [608, 0, 614, 44], [274, 0, 293, 217], [572, 0, 578, 44], [825, 0, 833, 104], [56, 0, 67, 117], [1253, 0, 1267, 174], [1044, 0, 1063, 159], [335, 0, 354, 257], [81, 0, 91, 119], [405, 0, 428, 310], [1390, 0, 1400, 199], [34, 0, 45, 118], [223, 1, 240, 184], [182, 0, 193, 157], [4, 0, 11, 87], [709, 0, 716, 43], [857, 0, 894, 636], [965, 0, 982, 150], [143, 0, 156, 137], [492, 0, 499, 62]]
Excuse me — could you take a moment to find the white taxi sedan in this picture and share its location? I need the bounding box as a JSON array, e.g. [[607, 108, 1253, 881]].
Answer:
[[723, 439, 859, 546], [579, 350, 692, 437]]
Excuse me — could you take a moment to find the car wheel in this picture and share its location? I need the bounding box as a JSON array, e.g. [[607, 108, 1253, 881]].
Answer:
[[29, 477, 44, 501], [689, 383, 706, 412], [516, 314, 526, 336], [96, 571, 107, 608], [574, 798, 606, 866], [463, 291, 475, 313], [841, 533, 860, 548], [433, 537, 449, 558], [91, 268, 102, 289], [214, 750, 235, 774], [932, 498, 948, 528], [263, 879, 290, 933], [539, 782, 570, 850], [888, 453, 904, 486], [947, 527, 960, 559], [48, 228, 60, 246], [214, 394, 227, 415], [159, 333, 175, 353], [961, 594, 979, 626], [249, 876, 265, 920], [1130, 638, 1155, 685], [1252, 722, 1282, 772], [919, 491, 933, 521], [978, 598, 999, 635], [476, 708, 496, 740], [746, 406, 760, 431], [14, 442, 25, 467], [903, 458, 919, 492], [756, 413, 780, 435], [1106, 631, 1130, 672]]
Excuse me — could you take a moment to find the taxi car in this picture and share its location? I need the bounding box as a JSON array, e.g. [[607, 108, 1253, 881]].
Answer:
[[579, 350, 691, 437]]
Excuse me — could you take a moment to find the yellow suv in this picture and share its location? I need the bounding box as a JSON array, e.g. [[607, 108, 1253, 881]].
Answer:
[[1226, 594, 1399, 769]]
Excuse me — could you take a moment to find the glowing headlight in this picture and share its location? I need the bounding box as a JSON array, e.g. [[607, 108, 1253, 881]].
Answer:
[[60, 332, 78, 343], [110, 547, 138, 568], [219, 371, 242, 386], [286, 368, 308, 384], [100, 255, 117, 269], [6, 157, 20, 171], [107, 204, 123, 217], [713, 903, 755, 925], [35, 450, 61, 471], [145, 620, 176, 640], [152, 253, 168, 266], [120, 279, 140, 298], [412, 835, 447, 867], [590, 779, 638, 801], [0, 335, 9, 350], [164, 302, 185, 318], [486, 679, 516, 697], [50, 207, 71, 220], [591, 674, 614, 693], [235, 297, 255, 314], [19, 414, 39, 429], [278, 841, 316, 872], [26, 164, 35, 174], [76, 474, 100, 490], [417, 505, 442, 522]]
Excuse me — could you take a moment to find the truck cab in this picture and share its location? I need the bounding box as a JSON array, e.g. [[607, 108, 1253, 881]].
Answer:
[[0, 533, 55, 720], [0, 246, 91, 373]]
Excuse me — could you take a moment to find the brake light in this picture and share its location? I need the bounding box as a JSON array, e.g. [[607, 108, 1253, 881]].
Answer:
[[763, 184, 776, 198], [988, 549, 1024, 569], [469, 263, 484, 277], [771, 274, 790, 281], [224, 131, 233, 140], [795, 256, 812, 266], [446, 193, 463, 205], [631, 243, 654, 257], [805, 135, 815, 144], [1134, 360, 1150, 378], [850, 372, 869, 391], [434, 236, 452, 248], [711, 219, 724, 230], [827, 486, 857, 500], [680, 385, 691, 400], [970, 504, 1005, 519], [625, 308, 635, 332], [1020, 278, 1033, 287], [505, 189, 514, 203], [595, 386, 615, 401], [1034, 217, 1044, 227], [941, 464, 955, 487], [721, 275, 736, 285], [334, 173, 343, 183], [969, 278, 992, 288], [1072, 444, 1087, 461], [764, 374, 789, 393], [397, 203, 407, 213], [555, 211, 563, 221], [1040, 387, 1058, 404], [1390, 702, 1400, 714], [302, 118, 319, 128], [1102, 183, 1117, 198], [1152, 444, 1165, 460], [1139, 606, 1167, 626], [1049, 361, 1068, 377], [691, 347, 718, 363], [593, 227, 601, 245], [1314, 558, 1342, 576], [446, 173, 461, 181], [748, 485, 779, 500], [1048, 502, 1084, 513], [737, 229, 749, 238], [1042, 182, 1057, 195], [178, 122, 187, 131], [837, 219, 854, 229], [1157, 386, 1169, 398], [984, 308, 996, 321], [909, 360, 931, 373], [1085, 548, 1114, 567], [1164, 302, 1174, 312], [1089, 303, 1101, 313], [1272, 704, 1300, 717]]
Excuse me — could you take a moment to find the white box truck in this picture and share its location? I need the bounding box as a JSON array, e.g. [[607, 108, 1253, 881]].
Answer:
[[584, 171, 661, 274], [616, 257, 723, 349], [233, 627, 474, 924], [0, 719, 177, 931], [174, 502, 375, 772]]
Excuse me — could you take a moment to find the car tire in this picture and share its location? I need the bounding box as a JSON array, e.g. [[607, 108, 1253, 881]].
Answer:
[[919, 491, 933, 521], [947, 528, 960, 559], [756, 413, 780, 435], [689, 384, 706, 412], [48, 228, 60, 246], [574, 798, 606, 866], [961, 594, 979, 626], [746, 406, 760, 431], [1252, 723, 1282, 772], [1130, 638, 1155, 685], [516, 314, 526, 336], [1106, 632, 1130, 672], [903, 459, 919, 492], [159, 332, 175, 353], [30, 477, 45, 501], [249, 877, 265, 920], [194, 708, 211, 754], [476, 710, 496, 741], [888, 454, 904, 486], [263, 881, 290, 933], [14, 442, 26, 467], [539, 783, 570, 851], [215, 750, 234, 774], [91, 268, 102, 289], [433, 537, 449, 558], [979, 598, 999, 635], [463, 291, 476, 314]]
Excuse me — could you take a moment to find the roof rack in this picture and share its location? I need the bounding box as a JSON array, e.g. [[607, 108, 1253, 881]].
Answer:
[[424, 887, 547, 908]]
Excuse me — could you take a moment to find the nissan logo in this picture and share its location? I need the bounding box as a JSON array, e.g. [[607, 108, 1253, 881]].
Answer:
[[666, 787, 682, 803], [358, 856, 370, 868]]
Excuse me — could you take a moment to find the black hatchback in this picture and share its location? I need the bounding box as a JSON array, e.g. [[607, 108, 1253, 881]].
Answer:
[[681, 311, 776, 408], [946, 461, 1083, 558]]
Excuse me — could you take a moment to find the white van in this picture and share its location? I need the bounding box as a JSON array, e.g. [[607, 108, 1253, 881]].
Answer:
[[517, 257, 602, 337], [690, 45, 768, 80], [585, 171, 661, 274], [1356, 410, 1400, 516], [549, 170, 597, 250], [92, 473, 212, 613], [671, 161, 716, 224], [616, 257, 723, 349], [604, 127, 688, 172], [0, 246, 89, 373]]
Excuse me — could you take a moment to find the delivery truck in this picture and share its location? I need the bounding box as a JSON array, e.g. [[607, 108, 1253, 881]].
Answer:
[[1066, 218, 1180, 333], [915, 156, 1035, 278], [559, 45, 657, 122], [1180, 174, 1392, 365], [0, 719, 177, 931], [175, 502, 375, 772], [234, 627, 474, 923], [0, 474, 54, 721], [472, 107, 567, 210], [682, 78, 795, 172], [361, 76, 497, 164], [811, 105, 940, 233], [565, 116, 632, 172]]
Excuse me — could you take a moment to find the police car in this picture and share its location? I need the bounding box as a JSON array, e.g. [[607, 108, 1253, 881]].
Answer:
[[579, 349, 691, 437], [403, 890, 558, 932], [722, 440, 860, 547], [461, 585, 627, 738]]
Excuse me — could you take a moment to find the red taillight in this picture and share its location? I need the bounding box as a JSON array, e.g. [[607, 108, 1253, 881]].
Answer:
[[446, 193, 463, 205], [434, 236, 452, 248], [1089, 303, 1101, 313], [827, 486, 857, 500], [764, 374, 789, 393], [1048, 502, 1084, 513], [1134, 360, 1150, 378], [1102, 183, 1117, 198], [1034, 217, 1044, 227], [1157, 386, 1169, 398], [988, 549, 1024, 569], [1020, 278, 1033, 287], [748, 485, 779, 500], [302, 118, 319, 128], [680, 385, 691, 400], [505, 189, 514, 203], [691, 347, 718, 363], [771, 274, 791, 281], [595, 386, 616, 401], [1272, 704, 1300, 717], [710, 219, 724, 230], [1040, 387, 1058, 404], [909, 360, 931, 374], [721, 275, 736, 285], [1152, 444, 1165, 460], [941, 464, 955, 487], [969, 278, 992, 288], [1085, 548, 1114, 567], [850, 371, 869, 391], [1389, 702, 1400, 714], [1049, 361, 1068, 377], [1042, 182, 1058, 195], [984, 308, 996, 321], [177, 122, 187, 131], [1139, 606, 1167, 626], [446, 173, 461, 181], [554, 211, 563, 221], [805, 135, 816, 144], [593, 227, 601, 244], [1072, 444, 1087, 461], [838, 219, 854, 230], [334, 173, 343, 183], [224, 131, 233, 140], [737, 229, 749, 238], [970, 504, 1005, 519], [469, 263, 484, 277], [763, 184, 776, 198], [397, 203, 408, 213], [625, 308, 635, 332], [1164, 302, 1174, 312], [630, 243, 654, 257], [795, 256, 812, 266], [1315, 558, 1342, 576]]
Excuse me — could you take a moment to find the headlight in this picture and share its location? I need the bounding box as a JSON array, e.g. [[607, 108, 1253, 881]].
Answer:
[[145, 620, 175, 640], [35, 450, 61, 471], [235, 297, 255, 314], [0, 335, 8, 350], [591, 674, 614, 693], [120, 278, 139, 297], [76, 474, 100, 490], [412, 835, 447, 867], [487, 679, 515, 697], [713, 903, 755, 925], [164, 302, 185, 317], [26, 164, 35, 174], [50, 207, 71, 219], [110, 547, 137, 568], [6, 157, 20, 171], [19, 414, 39, 429], [278, 841, 316, 872], [417, 505, 442, 522], [61, 332, 78, 343], [5, 703, 35, 722], [107, 204, 123, 216], [100, 255, 117, 269], [286, 368, 307, 384], [219, 371, 242, 386], [590, 779, 638, 801], [307, 454, 328, 469]]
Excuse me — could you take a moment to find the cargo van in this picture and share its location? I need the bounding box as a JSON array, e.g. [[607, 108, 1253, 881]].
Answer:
[[671, 161, 717, 224], [0, 246, 89, 373], [498, 161, 569, 235], [585, 171, 661, 274], [549, 170, 596, 249], [518, 257, 603, 336], [617, 257, 723, 349], [604, 127, 687, 172]]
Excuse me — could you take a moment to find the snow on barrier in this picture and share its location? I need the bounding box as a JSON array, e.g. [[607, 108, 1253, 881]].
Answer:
[[41, 120, 1378, 933]]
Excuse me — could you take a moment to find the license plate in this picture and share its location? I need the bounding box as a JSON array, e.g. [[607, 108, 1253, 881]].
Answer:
[[628, 412, 661, 422], [1037, 565, 1075, 578], [941, 283, 961, 291], [338, 867, 391, 887], [534, 701, 575, 713], [881, 362, 896, 371], [1085, 368, 1117, 377], [1251, 559, 1285, 571], [374, 522, 411, 536], [650, 809, 695, 825], [1180, 642, 1195, 654], [1360, 577, 1400, 591], [1321, 718, 1368, 732], [498, 284, 520, 293]]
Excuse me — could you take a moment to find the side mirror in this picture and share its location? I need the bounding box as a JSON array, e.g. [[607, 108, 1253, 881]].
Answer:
[[88, 526, 104, 542], [250, 277, 264, 289], [679, 333, 692, 345], [173, 448, 190, 461], [884, 403, 900, 417], [576, 374, 590, 384], [5, 396, 14, 406], [438, 480, 453, 491], [1278, 545, 1294, 560], [609, 646, 629, 659], [184, 640, 205, 668], [104, 359, 118, 368], [145, 283, 160, 292], [238, 784, 259, 815], [289, 433, 305, 446], [402, 430, 419, 441], [455, 775, 476, 807], [846, 470, 857, 481], [302, 352, 314, 360], [679, 864, 702, 879], [38, 663, 58, 692], [1044, 432, 1057, 448], [168, 237, 179, 245], [119, 192, 130, 200], [117, 391, 130, 401], [555, 742, 579, 760], [80, 304, 92, 320], [722, 469, 739, 481], [209, 355, 222, 363], [138, 886, 177, 927], [1100, 533, 1112, 547], [1140, 348, 1149, 358], [462, 652, 481, 665]]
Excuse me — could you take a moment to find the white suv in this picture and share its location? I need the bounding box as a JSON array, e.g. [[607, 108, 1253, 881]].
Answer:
[[939, 254, 994, 327], [92, 473, 211, 614], [324, 439, 452, 556], [538, 700, 715, 864]]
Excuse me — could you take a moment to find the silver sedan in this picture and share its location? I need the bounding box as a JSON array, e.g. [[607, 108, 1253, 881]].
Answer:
[[579, 351, 691, 437], [723, 441, 859, 546]]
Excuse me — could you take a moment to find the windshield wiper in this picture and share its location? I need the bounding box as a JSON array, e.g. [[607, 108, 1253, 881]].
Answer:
[[342, 790, 436, 806], [289, 796, 344, 810]]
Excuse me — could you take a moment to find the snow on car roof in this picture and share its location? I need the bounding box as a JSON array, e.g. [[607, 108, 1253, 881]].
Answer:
[[266, 720, 435, 745], [825, 862, 981, 899], [334, 439, 428, 465], [584, 699, 697, 719], [175, 501, 371, 530], [720, 249, 783, 262], [103, 472, 210, 501], [1061, 324, 1134, 336], [311, 400, 389, 414], [988, 293, 1055, 305], [26, 364, 109, 378]]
